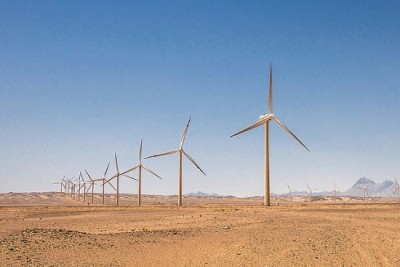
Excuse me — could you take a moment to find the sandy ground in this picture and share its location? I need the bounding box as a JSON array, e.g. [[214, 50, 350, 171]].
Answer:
[[1, 193, 400, 266]]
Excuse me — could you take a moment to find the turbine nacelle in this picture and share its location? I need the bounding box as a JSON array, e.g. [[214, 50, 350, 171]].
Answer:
[[259, 114, 273, 120]]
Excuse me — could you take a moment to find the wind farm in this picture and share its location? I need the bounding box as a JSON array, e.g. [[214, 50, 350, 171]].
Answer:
[[1, 61, 398, 266], [1, 65, 397, 265], [2, 64, 398, 266], [2, 1, 400, 265]]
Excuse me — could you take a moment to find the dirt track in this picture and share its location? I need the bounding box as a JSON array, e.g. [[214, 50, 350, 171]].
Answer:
[[1, 194, 400, 266]]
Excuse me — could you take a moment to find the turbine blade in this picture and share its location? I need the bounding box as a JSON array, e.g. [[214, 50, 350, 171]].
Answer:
[[115, 153, 120, 173], [268, 64, 273, 114], [396, 178, 398, 186], [139, 139, 143, 163], [105, 174, 117, 184], [394, 187, 399, 194], [104, 162, 110, 177], [122, 174, 138, 181], [85, 169, 93, 181], [230, 116, 270, 138], [120, 165, 139, 176], [142, 165, 162, 180], [145, 149, 178, 159], [180, 116, 191, 149], [102, 179, 117, 191], [306, 184, 311, 191], [272, 117, 310, 151], [182, 150, 206, 175]]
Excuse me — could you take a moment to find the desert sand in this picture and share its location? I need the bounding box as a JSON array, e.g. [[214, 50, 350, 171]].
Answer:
[[1, 192, 400, 266]]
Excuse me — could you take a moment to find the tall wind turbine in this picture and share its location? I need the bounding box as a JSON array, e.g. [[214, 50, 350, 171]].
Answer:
[[77, 172, 84, 200], [332, 181, 340, 204], [306, 184, 318, 202], [93, 162, 114, 205], [145, 117, 206, 206], [52, 179, 65, 196], [357, 185, 369, 204], [79, 177, 88, 203], [230, 65, 309, 206], [121, 140, 162, 206], [71, 177, 79, 198], [67, 177, 76, 197], [65, 178, 71, 195], [85, 170, 97, 204], [287, 184, 293, 200], [105, 153, 138, 206]]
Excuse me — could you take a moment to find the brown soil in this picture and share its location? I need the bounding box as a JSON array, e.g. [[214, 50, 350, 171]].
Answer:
[[1, 193, 400, 266]]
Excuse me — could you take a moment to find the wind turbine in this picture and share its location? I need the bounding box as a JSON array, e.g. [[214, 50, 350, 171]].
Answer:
[[64, 178, 71, 195], [52, 178, 65, 196], [287, 184, 293, 201], [230, 65, 309, 206], [121, 140, 162, 206], [61, 177, 68, 195], [93, 162, 114, 205], [71, 177, 79, 198], [332, 181, 340, 204], [66, 177, 76, 197], [145, 117, 206, 206], [105, 153, 138, 206], [77, 172, 84, 201], [393, 178, 400, 203], [85, 170, 97, 204], [79, 177, 88, 203], [306, 184, 318, 202], [357, 185, 369, 204]]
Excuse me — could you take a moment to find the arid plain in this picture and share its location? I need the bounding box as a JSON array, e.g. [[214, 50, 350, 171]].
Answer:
[[1, 193, 400, 266]]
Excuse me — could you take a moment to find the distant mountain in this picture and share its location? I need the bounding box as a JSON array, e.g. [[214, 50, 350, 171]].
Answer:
[[280, 177, 398, 198], [185, 191, 221, 197], [344, 177, 397, 197]]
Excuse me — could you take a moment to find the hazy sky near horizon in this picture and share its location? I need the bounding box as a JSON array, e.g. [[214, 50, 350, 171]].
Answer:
[[1, 1, 399, 196]]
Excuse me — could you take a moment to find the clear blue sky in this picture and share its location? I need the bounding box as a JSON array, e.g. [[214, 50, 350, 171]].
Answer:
[[1, 1, 399, 196]]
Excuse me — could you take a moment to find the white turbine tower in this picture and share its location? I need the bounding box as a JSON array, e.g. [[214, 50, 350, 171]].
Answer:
[[230, 65, 309, 206], [145, 117, 206, 206]]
